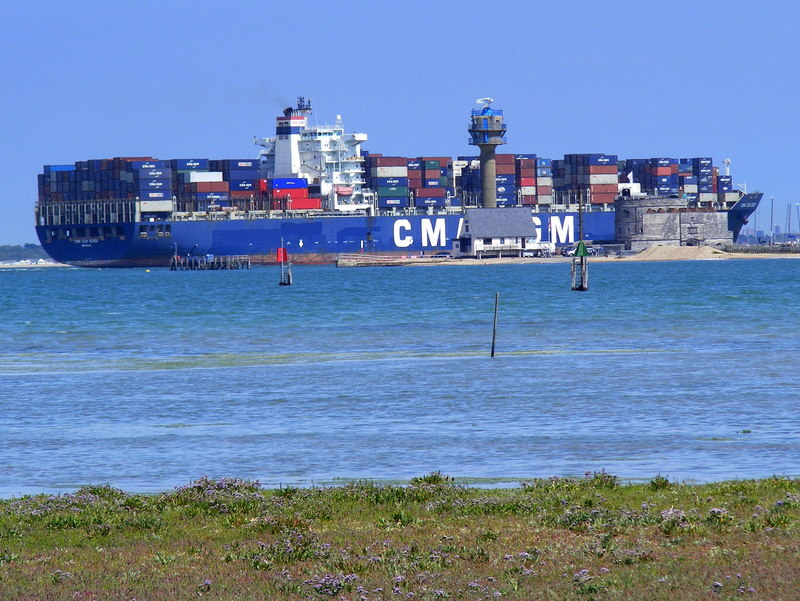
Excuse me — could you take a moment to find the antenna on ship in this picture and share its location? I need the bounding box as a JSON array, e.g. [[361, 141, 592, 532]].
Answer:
[[468, 97, 507, 208], [723, 157, 731, 176]]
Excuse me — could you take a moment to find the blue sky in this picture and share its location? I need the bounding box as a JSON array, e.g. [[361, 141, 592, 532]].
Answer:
[[3, 0, 799, 244]]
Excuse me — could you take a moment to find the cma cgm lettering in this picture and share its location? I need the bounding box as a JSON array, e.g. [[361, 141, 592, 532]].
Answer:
[[389, 214, 594, 249]]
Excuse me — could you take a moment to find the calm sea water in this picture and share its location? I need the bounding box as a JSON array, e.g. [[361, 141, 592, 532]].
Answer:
[[1, 258, 799, 497]]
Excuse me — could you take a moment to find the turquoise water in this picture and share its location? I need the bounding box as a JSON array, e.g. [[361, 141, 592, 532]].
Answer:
[[1, 258, 799, 497]]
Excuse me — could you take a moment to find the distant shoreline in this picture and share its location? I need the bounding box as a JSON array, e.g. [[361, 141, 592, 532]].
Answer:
[[2, 247, 799, 269], [0, 261, 69, 269], [409, 246, 800, 266]]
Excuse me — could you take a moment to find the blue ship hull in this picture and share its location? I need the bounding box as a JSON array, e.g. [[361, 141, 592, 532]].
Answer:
[[36, 210, 617, 267]]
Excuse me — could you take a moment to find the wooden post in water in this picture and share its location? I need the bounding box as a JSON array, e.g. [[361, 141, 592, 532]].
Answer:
[[571, 189, 589, 291], [491, 292, 499, 357]]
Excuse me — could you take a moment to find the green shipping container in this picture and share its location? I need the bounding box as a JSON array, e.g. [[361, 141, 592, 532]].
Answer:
[[438, 177, 450, 186], [377, 186, 409, 196], [424, 160, 440, 169]]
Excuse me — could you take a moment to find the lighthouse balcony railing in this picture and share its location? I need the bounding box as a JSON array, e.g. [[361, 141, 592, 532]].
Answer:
[[471, 108, 504, 117], [468, 135, 508, 145], [469, 121, 509, 131]]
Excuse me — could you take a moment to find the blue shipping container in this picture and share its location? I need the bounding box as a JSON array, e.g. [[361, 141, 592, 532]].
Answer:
[[271, 178, 308, 189], [377, 197, 408, 208], [375, 177, 408, 187], [229, 180, 255, 191], [130, 160, 168, 170], [141, 191, 170, 200], [414, 197, 446, 207], [136, 167, 171, 180], [588, 154, 618, 166], [173, 158, 210, 170], [138, 179, 171, 191], [192, 192, 230, 201], [224, 159, 258, 169], [495, 175, 516, 184], [227, 169, 259, 181]]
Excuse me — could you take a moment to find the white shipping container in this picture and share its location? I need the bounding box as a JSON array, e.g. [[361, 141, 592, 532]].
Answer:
[[722, 192, 740, 202], [536, 177, 553, 187], [519, 186, 537, 195], [537, 194, 553, 204], [371, 166, 408, 178], [683, 184, 698, 193], [698, 193, 716, 202], [588, 174, 618, 185], [190, 171, 224, 183], [139, 200, 173, 212]]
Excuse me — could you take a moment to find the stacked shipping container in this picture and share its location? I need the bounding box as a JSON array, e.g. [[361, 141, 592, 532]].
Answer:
[[552, 154, 618, 206], [38, 157, 324, 213]]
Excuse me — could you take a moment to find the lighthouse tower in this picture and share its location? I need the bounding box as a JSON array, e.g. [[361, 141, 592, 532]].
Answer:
[[468, 98, 507, 208], [273, 97, 312, 178]]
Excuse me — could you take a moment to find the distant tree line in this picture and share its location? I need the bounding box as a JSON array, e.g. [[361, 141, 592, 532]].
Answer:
[[0, 244, 48, 261]]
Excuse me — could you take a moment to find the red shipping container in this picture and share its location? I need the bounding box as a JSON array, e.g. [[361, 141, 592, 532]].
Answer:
[[496, 164, 516, 175], [272, 187, 309, 199], [516, 168, 536, 178], [650, 166, 673, 176], [495, 153, 516, 164], [258, 179, 268, 191], [587, 165, 617, 175], [589, 184, 617, 194], [590, 192, 616, 204], [371, 156, 407, 167], [231, 190, 254, 199], [519, 177, 536, 187], [413, 187, 445, 197], [192, 181, 229, 193], [537, 185, 553, 195], [287, 197, 322, 210], [516, 158, 535, 169], [520, 195, 537, 205]]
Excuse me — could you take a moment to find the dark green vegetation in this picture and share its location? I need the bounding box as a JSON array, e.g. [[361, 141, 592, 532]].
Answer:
[[1, 473, 799, 600], [0, 244, 47, 261]]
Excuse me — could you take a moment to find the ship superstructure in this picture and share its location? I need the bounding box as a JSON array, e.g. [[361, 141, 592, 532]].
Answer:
[[255, 97, 372, 212]]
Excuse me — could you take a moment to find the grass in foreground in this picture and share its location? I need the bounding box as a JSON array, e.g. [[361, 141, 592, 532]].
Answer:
[[1, 472, 799, 600]]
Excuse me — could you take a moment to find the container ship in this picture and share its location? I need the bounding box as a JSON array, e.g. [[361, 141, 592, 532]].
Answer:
[[34, 98, 760, 267]]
